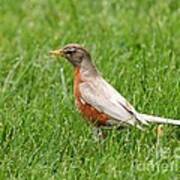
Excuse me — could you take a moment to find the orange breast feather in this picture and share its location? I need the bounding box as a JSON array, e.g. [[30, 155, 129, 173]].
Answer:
[[74, 68, 109, 126]]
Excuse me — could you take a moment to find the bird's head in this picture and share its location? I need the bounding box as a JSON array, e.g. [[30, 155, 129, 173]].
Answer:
[[50, 44, 91, 67]]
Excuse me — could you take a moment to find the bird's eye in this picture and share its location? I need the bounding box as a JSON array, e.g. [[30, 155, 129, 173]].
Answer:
[[65, 47, 76, 54]]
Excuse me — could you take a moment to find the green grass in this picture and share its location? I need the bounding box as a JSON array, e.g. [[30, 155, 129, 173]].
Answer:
[[0, 0, 180, 179]]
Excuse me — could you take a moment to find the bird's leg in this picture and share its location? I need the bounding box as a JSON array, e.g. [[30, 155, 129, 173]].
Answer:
[[92, 127, 107, 141]]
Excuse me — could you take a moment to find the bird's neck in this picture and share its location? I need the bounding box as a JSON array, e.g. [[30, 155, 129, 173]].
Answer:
[[73, 62, 98, 100], [79, 58, 98, 79]]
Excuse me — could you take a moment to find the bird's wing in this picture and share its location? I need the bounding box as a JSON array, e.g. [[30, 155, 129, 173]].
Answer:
[[79, 77, 143, 126]]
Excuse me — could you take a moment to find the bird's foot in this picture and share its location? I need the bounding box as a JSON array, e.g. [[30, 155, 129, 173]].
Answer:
[[92, 127, 107, 141]]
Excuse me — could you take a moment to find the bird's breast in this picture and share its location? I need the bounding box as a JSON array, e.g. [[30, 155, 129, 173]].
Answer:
[[74, 68, 109, 126]]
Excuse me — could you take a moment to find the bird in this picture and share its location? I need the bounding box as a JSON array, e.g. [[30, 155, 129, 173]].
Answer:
[[50, 44, 180, 138]]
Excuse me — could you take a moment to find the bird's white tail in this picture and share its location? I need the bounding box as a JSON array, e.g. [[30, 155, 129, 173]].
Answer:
[[138, 113, 180, 125]]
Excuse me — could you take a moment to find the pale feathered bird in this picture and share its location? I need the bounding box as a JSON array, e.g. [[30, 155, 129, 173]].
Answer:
[[50, 44, 180, 138]]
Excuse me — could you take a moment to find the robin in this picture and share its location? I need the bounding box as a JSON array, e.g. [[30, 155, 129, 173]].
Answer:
[[50, 44, 180, 138]]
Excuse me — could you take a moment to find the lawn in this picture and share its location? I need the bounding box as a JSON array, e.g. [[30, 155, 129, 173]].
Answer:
[[0, 0, 179, 179]]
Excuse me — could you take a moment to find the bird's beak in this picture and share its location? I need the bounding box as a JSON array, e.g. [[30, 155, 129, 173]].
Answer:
[[49, 49, 64, 57]]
